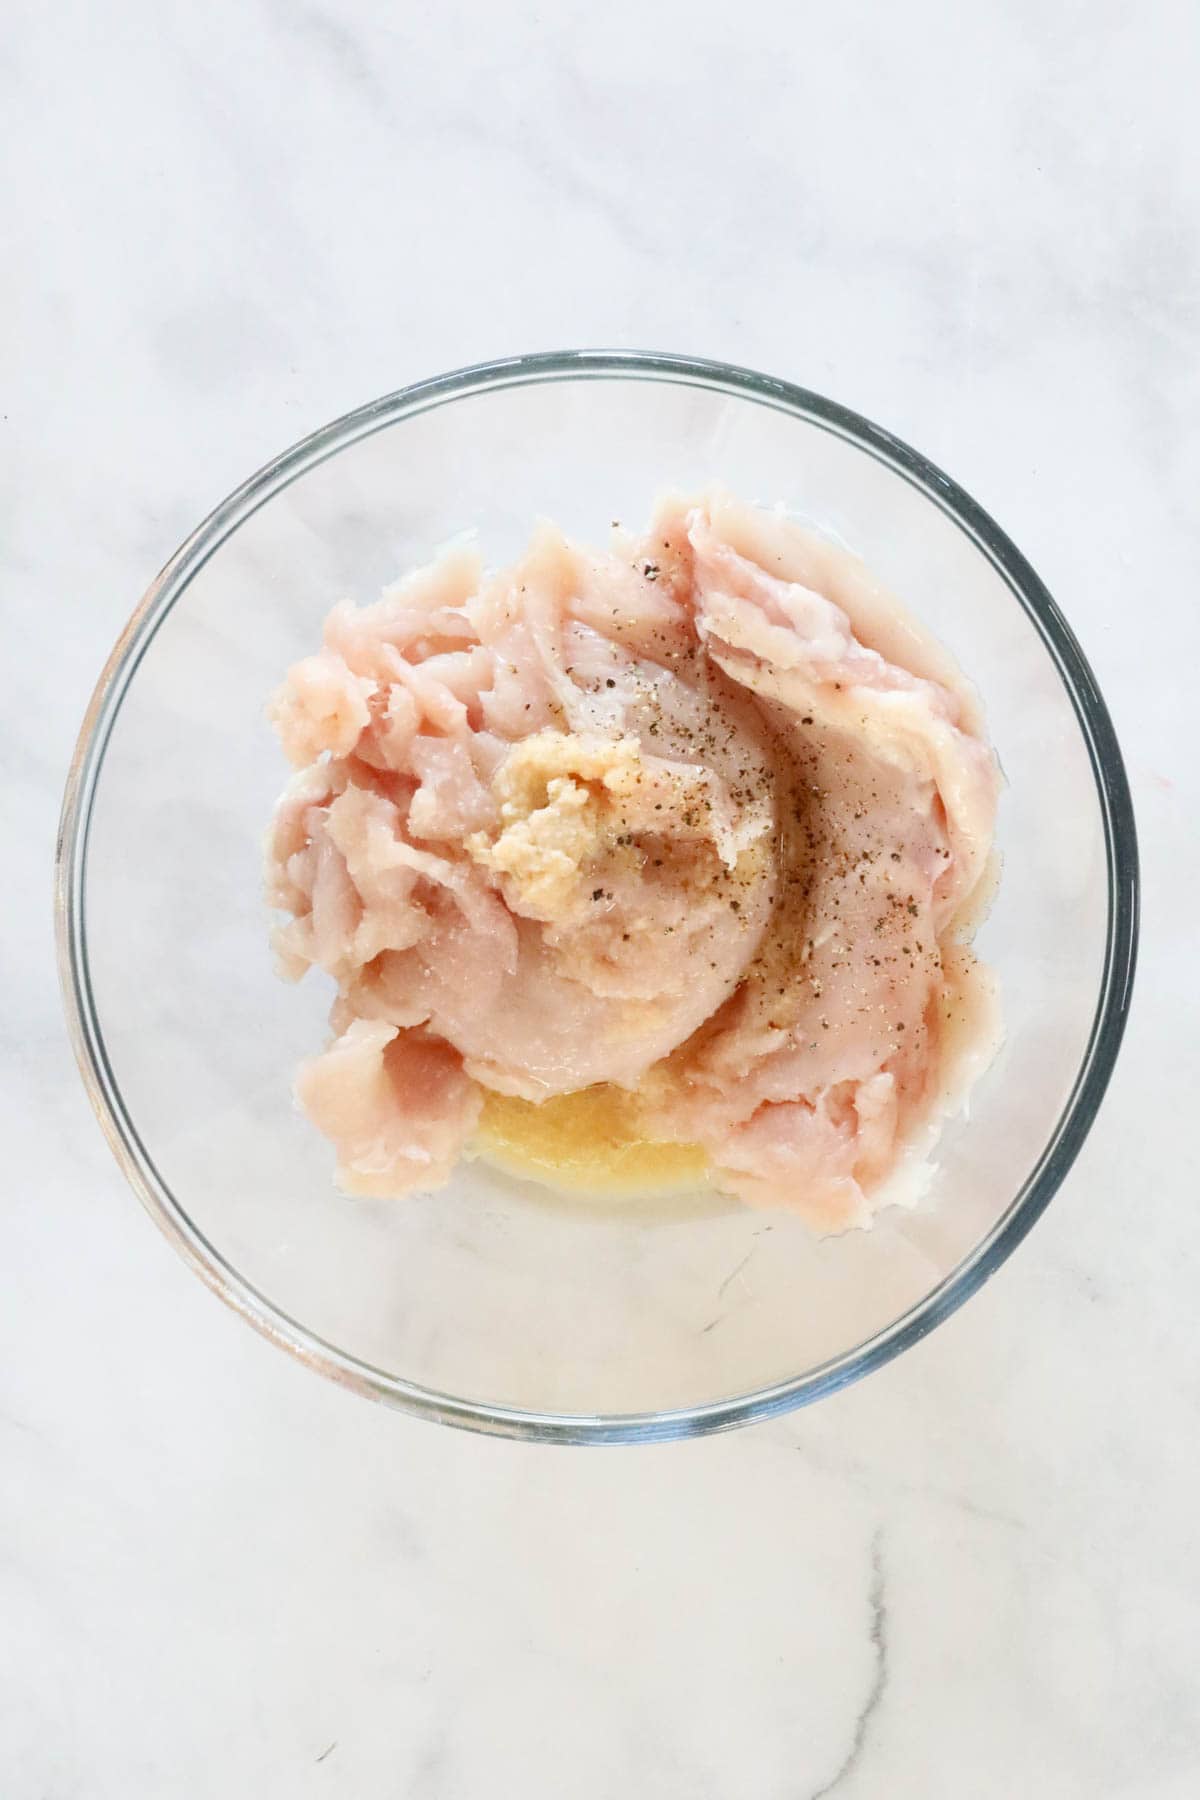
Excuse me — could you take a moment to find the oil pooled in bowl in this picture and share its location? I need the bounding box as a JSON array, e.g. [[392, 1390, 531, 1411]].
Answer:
[[472, 1084, 710, 1198]]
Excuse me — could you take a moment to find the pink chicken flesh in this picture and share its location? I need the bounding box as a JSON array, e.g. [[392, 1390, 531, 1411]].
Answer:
[[266, 493, 999, 1231]]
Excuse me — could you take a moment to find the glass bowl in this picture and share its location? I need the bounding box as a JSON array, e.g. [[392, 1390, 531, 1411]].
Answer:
[[56, 351, 1138, 1443]]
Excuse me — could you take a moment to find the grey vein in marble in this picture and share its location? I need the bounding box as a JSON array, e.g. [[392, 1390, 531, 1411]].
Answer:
[[809, 1531, 889, 1800]]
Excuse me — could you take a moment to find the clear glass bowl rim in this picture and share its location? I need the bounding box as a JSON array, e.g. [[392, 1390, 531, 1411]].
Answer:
[[55, 348, 1139, 1444]]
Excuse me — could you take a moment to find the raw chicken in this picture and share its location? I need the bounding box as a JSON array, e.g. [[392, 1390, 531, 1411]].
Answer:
[[266, 493, 999, 1230]]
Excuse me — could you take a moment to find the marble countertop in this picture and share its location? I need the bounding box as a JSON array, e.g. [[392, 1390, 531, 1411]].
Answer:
[[4, 2, 1197, 1794]]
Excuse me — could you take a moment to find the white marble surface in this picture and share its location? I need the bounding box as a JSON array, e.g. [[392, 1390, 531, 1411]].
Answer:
[[3, 2, 1198, 1793]]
